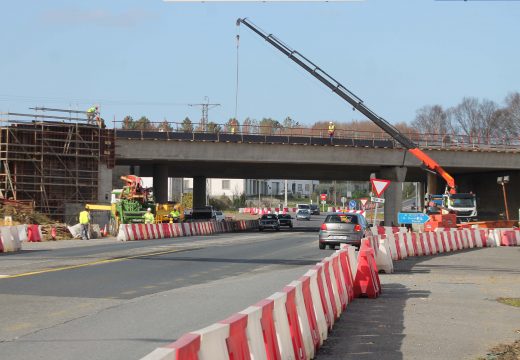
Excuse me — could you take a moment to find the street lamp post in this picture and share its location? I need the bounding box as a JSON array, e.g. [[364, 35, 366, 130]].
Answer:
[[497, 176, 510, 221]]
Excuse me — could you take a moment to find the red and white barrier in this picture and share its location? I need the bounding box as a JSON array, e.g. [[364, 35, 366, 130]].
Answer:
[[0, 225, 23, 252], [117, 220, 259, 241], [140, 224, 520, 360]]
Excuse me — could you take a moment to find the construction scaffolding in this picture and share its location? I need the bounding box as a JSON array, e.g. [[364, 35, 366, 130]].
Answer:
[[0, 107, 115, 220]]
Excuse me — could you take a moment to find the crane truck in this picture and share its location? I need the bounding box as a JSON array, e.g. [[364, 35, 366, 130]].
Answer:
[[236, 18, 477, 222]]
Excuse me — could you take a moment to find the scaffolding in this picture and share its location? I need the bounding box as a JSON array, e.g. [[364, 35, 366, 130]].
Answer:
[[0, 108, 115, 220]]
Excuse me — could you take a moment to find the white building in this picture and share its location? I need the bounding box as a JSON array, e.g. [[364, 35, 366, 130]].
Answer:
[[182, 178, 318, 199]]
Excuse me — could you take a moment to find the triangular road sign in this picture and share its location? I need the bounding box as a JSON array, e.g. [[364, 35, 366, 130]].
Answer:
[[370, 178, 391, 197], [360, 198, 368, 206]]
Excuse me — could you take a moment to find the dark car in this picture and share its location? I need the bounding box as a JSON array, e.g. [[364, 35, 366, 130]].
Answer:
[[318, 212, 370, 250], [277, 213, 293, 228], [310, 204, 320, 215], [258, 214, 280, 231]]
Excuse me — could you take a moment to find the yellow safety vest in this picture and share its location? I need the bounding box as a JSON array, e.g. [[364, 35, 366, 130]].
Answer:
[[143, 212, 154, 224], [328, 124, 335, 133], [170, 210, 180, 218], [87, 107, 96, 114], [79, 210, 90, 224]]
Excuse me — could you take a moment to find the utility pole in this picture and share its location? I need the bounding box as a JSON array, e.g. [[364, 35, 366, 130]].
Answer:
[[189, 96, 220, 132]]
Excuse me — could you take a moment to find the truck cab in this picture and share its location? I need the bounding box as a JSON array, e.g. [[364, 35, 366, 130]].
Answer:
[[425, 193, 477, 222]]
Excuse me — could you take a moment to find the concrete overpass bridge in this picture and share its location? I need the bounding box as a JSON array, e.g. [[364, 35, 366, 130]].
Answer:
[[113, 129, 520, 225]]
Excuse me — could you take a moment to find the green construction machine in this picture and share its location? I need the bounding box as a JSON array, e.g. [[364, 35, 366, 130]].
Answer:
[[108, 175, 155, 236]]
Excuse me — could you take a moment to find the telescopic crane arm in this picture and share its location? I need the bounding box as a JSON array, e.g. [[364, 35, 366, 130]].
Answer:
[[237, 18, 456, 194]]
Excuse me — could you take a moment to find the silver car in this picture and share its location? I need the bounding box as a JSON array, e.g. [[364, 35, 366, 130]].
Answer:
[[318, 213, 369, 250], [296, 209, 311, 221]]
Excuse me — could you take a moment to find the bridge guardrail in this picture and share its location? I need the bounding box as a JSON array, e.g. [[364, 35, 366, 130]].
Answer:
[[114, 121, 520, 152]]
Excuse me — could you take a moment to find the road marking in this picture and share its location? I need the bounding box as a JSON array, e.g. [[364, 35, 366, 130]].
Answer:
[[0, 248, 187, 279]]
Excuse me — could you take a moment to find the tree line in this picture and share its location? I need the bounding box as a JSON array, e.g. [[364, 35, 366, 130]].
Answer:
[[120, 92, 520, 141]]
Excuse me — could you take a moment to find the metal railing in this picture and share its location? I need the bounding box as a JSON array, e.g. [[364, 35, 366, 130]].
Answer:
[[113, 120, 520, 152]]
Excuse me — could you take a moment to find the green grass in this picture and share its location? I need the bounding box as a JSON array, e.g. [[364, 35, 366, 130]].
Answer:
[[497, 297, 520, 307]]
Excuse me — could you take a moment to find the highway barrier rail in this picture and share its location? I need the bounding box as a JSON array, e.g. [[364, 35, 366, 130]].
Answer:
[[139, 225, 519, 360]]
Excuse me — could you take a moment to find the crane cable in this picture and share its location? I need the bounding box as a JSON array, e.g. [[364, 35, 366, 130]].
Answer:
[[234, 27, 240, 122]]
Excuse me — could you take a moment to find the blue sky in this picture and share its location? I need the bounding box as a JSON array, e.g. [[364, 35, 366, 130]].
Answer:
[[1, 0, 518, 128]]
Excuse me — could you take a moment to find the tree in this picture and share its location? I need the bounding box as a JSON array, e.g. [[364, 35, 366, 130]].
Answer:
[[411, 105, 451, 134], [448, 97, 499, 141], [181, 192, 193, 210], [134, 116, 154, 130], [242, 117, 252, 134], [282, 116, 300, 128], [504, 92, 520, 137], [181, 117, 193, 133], [259, 117, 282, 135], [207, 122, 221, 133], [157, 119, 172, 132], [122, 115, 135, 129]]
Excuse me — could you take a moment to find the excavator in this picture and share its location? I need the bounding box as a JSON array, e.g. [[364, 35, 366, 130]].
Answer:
[[236, 18, 477, 223]]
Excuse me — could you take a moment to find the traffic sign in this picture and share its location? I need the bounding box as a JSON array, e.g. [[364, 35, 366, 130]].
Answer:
[[398, 212, 430, 224], [371, 196, 385, 204], [349, 200, 357, 208], [370, 178, 391, 197], [320, 194, 327, 201], [360, 198, 368, 206]]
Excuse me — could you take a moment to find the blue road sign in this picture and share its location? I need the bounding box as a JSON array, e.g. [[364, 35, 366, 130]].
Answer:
[[398, 212, 430, 224], [349, 200, 357, 209]]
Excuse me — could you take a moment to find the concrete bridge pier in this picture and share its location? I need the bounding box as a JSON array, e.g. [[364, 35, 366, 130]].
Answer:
[[193, 176, 207, 208], [153, 165, 169, 204], [379, 167, 407, 226]]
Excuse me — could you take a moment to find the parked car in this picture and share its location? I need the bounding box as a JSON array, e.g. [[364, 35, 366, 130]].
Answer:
[[213, 210, 225, 222], [258, 214, 280, 231], [296, 208, 311, 221], [277, 213, 293, 228], [310, 204, 320, 215], [318, 212, 370, 250]]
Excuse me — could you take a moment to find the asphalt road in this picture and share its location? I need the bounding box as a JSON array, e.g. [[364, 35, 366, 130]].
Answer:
[[0, 215, 332, 360]]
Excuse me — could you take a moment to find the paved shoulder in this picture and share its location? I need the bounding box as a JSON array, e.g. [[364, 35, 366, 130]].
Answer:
[[317, 247, 520, 360]]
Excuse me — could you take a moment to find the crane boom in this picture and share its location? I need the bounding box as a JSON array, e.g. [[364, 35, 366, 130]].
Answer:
[[237, 18, 456, 193]]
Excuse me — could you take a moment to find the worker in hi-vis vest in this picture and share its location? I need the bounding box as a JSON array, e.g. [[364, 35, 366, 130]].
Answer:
[[87, 105, 99, 123], [328, 121, 335, 143], [169, 208, 181, 223], [79, 208, 91, 240], [143, 208, 155, 224]]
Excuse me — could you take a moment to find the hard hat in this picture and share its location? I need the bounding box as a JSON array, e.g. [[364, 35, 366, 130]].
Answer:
[[147, 208, 151, 211], [329, 121, 333, 124]]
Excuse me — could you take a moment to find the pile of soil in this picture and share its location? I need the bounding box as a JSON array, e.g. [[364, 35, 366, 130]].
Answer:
[[480, 340, 520, 360], [0, 204, 54, 225]]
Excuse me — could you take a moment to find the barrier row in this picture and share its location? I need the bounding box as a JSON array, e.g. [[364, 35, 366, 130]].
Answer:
[[141, 241, 381, 360], [117, 220, 259, 242], [0, 225, 28, 253], [373, 228, 520, 274], [238, 207, 368, 215]]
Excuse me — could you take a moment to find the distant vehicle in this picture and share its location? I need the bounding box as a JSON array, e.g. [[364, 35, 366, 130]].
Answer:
[[213, 210, 225, 222], [258, 214, 280, 231], [296, 208, 311, 221], [309, 204, 320, 215], [191, 206, 225, 222], [318, 212, 370, 250], [278, 189, 293, 196], [297, 204, 310, 210], [277, 213, 293, 228]]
